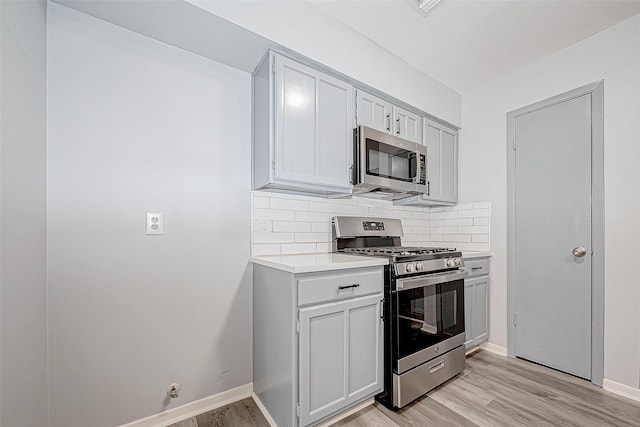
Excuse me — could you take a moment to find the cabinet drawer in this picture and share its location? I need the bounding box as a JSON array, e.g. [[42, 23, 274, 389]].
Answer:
[[297, 268, 383, 306], [464, 258, 490, 277]]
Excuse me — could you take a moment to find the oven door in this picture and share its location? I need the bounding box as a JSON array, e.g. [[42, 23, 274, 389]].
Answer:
[[394, 270, 467, 373], [354, 126, 427, 194]]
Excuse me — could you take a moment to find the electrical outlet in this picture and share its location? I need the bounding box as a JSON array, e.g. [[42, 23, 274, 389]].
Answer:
[[254, 216, 271, 233], [146, 212, 164, 235]]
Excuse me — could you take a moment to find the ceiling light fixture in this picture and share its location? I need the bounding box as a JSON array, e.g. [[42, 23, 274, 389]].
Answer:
[[405, 0, 443, 17]]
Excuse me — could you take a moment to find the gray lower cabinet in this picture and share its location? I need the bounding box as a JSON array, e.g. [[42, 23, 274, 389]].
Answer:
[[253, 265, 384, 427], [463, 258, 490, 349]]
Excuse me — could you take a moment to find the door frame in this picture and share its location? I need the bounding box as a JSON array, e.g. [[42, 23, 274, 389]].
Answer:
[[506, 80, 604, 386]]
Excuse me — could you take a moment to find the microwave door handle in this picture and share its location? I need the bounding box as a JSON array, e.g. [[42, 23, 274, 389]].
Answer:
[[411, 152, 418, 183]]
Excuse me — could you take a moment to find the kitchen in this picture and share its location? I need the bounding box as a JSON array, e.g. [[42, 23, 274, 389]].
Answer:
[[2, 1, 640, 427]]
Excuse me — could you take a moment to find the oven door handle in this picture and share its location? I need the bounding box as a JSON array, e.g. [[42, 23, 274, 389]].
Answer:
[[396, 270, 468, 291]]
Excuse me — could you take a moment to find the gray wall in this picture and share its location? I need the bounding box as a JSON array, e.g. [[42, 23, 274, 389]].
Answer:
[[47, 3, 252, 426], [0, 1, 49, 427]]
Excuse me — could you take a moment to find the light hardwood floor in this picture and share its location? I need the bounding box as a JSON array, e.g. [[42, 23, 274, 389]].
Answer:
[[171, 350, 640, 427]]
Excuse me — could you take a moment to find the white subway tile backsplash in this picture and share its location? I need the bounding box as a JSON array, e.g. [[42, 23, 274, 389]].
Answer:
[[295, 194, 324, 202], [472, 202, 490, 209], [295, 232, 330, 243], [295, 211, 330, 222], [458, 208, 489, 218], [431, 211, 458, 220], [474, 217, 489, 226], [443, 218, 473, 227], [253, 196, 270, 208], [272, 221, 310, 233], [456, 242, 490, 251], [411, 211, 430, 220], [254, 232, 295, 244], [254, 208, 295, 221], [356, 197, 385, 208], [342, 205, 372, 216], [458, 226, 489, 235], [316, 242, 331, 253], [271, 198, 309, 211], [368, 207, 396, 218], [308, 201, 330, 212], [452, 204, 473, 211], [281, 243, 317, 254], [251, 192, 491, 255], [444, 234, 472, 243], [311, 222, 330, 233], [265, 192, 295, 199], [432, 226, 457, 235]]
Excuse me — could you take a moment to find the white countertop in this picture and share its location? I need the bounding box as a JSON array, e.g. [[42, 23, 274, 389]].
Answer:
[[250, 253, 388, 274], [461, 251, 493, 259]]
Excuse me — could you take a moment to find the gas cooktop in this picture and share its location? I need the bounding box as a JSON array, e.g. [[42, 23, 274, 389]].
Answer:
[[342, 246, 457, 257]]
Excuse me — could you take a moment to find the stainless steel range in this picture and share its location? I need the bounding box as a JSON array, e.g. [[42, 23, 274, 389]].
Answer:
[[332, 216, 467, 409]]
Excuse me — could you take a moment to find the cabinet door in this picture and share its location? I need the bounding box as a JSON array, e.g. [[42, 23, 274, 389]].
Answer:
[[298, 294, 383, 426], [464, 282, 474, 349], [473, 277, 489, 344], [464, 275, 490, 348], [394, 106, 423, 144], [274, 55, 352, 192], [355, 90, 393, 133], [424, 119, 458, 203]]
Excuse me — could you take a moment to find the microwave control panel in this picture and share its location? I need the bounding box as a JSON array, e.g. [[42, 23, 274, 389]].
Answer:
[[419, 154, 427, 185]]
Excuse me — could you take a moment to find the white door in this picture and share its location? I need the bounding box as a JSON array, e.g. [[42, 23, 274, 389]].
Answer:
[[512, 93, 592, 379]]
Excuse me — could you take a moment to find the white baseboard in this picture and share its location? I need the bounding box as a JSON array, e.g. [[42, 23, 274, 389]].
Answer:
[[480, 342, 508, 356], [603, 379, 640, 403], [119, 383, 253, 427], [251, 392, 278, 427]]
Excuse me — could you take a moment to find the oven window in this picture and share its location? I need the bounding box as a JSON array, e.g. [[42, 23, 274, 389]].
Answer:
[[366, 138, 416, 182], [396, 279, 464, 360]]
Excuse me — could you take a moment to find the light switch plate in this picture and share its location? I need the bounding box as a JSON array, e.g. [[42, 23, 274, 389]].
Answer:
[[146, 212, 164, 235]]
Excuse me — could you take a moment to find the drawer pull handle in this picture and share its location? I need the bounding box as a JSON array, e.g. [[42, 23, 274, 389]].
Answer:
[[429, 361, 445, 373], [471, 267, 483, 270], [338, 283, 360, 291]]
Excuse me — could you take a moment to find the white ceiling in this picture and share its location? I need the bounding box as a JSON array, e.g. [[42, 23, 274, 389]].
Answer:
[[310, 0, 640, 93]]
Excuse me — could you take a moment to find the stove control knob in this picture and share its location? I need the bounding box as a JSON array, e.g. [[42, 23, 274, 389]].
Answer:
[[454, 258, 461, 266], [415, 262, 423, 271], [445, 259, 454, 268], [405, 263, 415, 273]]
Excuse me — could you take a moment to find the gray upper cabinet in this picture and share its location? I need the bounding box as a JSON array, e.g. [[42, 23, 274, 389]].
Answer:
[[394, 106, 423, 144], [355, 90, 393, 132], [253, 52, 353, 195], [355, 90, 423, 144], [395, 118, 458, 206]]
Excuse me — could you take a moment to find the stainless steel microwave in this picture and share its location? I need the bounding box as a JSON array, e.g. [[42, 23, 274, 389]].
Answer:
[[352, 126, 428, 200]]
